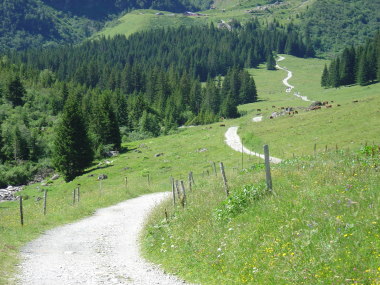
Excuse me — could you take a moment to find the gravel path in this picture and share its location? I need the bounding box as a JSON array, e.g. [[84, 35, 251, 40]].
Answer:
[[224, 126, 282, 164], [276, 56, 312, 102], [252, 116, 263, 122], [17, 192, 187, 285]]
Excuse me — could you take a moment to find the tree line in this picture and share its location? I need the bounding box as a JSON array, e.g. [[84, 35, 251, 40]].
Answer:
[[10, 20, 314, 85], [1, 21, 314, 183], [321, 32, 380, 88]]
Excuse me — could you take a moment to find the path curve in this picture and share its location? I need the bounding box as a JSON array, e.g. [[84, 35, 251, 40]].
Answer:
[[276, 56, 312, 102], [225, 127, 282, 164], [17, 192, 188, 285], [276, 56, 294, 91]]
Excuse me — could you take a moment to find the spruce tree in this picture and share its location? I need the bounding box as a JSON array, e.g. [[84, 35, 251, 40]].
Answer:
[[266, 52, 277, 70], [5, 76, 26, 107], [321, 64, 330, 87], [53, 93, 93, 182]]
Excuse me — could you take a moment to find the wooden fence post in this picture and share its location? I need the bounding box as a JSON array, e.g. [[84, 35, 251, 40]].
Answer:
[[264, 145, 273, 192], [241, 138, 244, 169], [125, 177, 128, 189], [190, 171, 195, 186], [180, 180, 186, 208], [73, 188, 76, 205], [188, 172, 192, 192], [219, 162, 229, 197], [147, 174, 151, 185], [171, 177, 176, 207], [212, 162, 217, 176], [314, 143, 317, 155], [43, 189, 47, 215], [175, 180, 181, 197], [77, 185, 80, 203], [19, 196, 24, 226]]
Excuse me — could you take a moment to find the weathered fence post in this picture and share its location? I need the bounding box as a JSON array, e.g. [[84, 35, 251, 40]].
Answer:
[[325, 145, 328, 152], [180, 180, 186, 208], [19, 196, 24, 226], [219, 162, 229, 197], [73, 188, 76, 205], [188, 172, 192, 192], [175, 180, 181, 197], [314, 143, 317, 155], [171, 177, 176, 207], [147, 174, 151, 185], [43, 189, 47, 215], [77, 184, 80, 203], [125, 177, 128, 189], [165, 208, 168, 222], [241, 138, 244, 169], [212, 162, 217, 176], [190, 171, 195, 186], [264, 145, 273, 192]]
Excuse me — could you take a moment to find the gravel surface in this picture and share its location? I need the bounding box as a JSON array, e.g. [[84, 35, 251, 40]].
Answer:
[[276, 56, 312, 102], [252, 116, 263, 122], [224, 126, 282, 164], [17, 192, 188, 285]]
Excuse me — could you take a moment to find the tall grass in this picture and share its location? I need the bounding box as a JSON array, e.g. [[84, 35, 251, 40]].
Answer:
[[142, 147, 380, 284]]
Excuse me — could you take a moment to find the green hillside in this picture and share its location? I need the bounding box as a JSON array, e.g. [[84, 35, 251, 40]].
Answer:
[[1, 55, 379, 284]]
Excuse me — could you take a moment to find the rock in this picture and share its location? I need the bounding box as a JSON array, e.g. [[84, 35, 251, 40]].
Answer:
[[154, 153, 164, 157], [197, 148, 208, 153], [0, 185, 23, 202], [106, 151, 119, 157], [98, 174, 108, 180], [309, 101, 322, 108], [51, 174, 60, 180], [35, 197, 42, 202], [134, 149, 142, 153]]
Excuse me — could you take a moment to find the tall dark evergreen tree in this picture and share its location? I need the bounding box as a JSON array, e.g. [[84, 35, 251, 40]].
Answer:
[[321, 64, 330, 87], [5, 76, 26, 107], [266, 52, 277, 70], [53, 93, 93, 182]]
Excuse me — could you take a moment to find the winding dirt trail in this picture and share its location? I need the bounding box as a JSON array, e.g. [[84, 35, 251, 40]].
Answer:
[[17, 192, 188, 285], [224, 127, 282, 164], [276, 56, 295, 91], [276, 56, 313, 102]]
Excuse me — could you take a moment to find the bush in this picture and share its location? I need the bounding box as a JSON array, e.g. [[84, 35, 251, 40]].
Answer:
[[214, 182, 267, 221]]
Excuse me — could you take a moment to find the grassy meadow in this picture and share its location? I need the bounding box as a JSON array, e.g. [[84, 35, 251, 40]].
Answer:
[[0, 55, 379, 284], [94, 0, 315, 40], [142, 56, 380, 284]]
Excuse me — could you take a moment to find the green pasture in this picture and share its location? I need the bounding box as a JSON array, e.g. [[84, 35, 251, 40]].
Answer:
[[1, 54, 379, 284]]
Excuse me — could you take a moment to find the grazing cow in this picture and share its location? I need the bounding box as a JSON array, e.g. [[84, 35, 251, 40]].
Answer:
[[220, 124, 225, 127], [353, 100, 359, 103], [310, 106, 321, 110], [269, 116, 273, 119], [272, 105, 276, 108], [322, 101, 329, 106], [331, 100, 335, 103], [325, 104, 332, 108], [294, 110, 298, 114], [281, 107, 285, 110], [257, 109, 261, 111], [337, 104, 341, 107]]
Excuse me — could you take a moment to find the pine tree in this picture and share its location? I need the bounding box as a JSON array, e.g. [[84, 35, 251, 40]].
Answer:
[[321, 64, 330, 87], [266, 52, 277, 70], [5, 76, 26, 107], [90, 92, 121, 151], [53, 93, 93, 182]]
